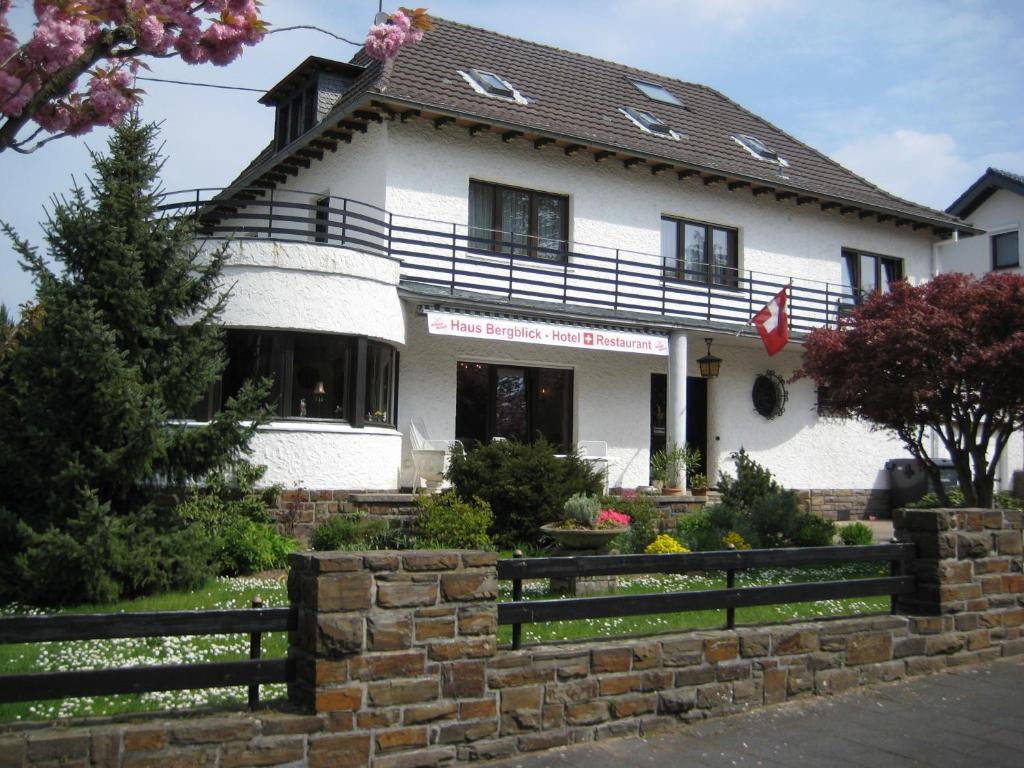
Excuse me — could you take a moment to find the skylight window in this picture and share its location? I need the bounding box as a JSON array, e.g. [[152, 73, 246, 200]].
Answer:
[[733, 134, 789, 167], [630, 79, 682, 106], [458, 69, 529, 104], [620, 107, 681, 140]]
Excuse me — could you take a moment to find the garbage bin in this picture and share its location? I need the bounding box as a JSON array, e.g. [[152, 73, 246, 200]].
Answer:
[[886, 458, 957, 511]]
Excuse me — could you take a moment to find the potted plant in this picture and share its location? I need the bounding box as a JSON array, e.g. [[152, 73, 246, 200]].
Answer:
[[689, 472, 708, 496], [651, 444, 702, 495], [540, 493, 631, 550]]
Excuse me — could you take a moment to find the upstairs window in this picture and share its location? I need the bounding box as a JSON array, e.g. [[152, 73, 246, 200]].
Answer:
[[468, 180, 568, 262], [460, 69, 528, 103], [661, 216, 739, 286], [993, 230, 1019, 270], [733, 134, 788, 167], [841, 249, 903, 303], [629, 79, 682, 106]]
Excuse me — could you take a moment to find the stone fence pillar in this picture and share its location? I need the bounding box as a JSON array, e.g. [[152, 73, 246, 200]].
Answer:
[[287, 550, 498, 766], [894, 508, 1024, 656]]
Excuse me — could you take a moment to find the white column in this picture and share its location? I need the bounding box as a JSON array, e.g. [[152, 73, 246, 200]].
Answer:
[[667, 331, 688, 485]]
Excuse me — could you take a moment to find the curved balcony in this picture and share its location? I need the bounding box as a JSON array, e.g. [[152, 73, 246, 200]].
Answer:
[[157, 188, 859, 335]]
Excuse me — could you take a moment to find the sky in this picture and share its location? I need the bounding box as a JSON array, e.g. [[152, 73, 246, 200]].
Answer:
[[2, 0, 1023, 314]]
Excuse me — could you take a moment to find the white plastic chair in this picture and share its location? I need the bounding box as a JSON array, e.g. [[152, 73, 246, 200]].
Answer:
[[577, 440, 610, 492], [409, 419, 461, 491]]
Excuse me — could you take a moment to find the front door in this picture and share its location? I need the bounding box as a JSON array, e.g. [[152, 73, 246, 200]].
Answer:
[[650, 373, 707, 475]]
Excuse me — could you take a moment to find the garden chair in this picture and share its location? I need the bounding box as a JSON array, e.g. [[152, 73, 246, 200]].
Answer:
[[409, 418, 461, 491]]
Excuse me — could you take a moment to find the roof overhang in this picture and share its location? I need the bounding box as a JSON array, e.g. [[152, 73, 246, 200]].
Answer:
[[224, 91, 980, 239], [947, 168, 1024, 220], [259, 56, 367, 106]]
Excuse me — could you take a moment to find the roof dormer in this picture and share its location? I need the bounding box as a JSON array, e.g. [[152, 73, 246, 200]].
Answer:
[[260, 57, 367, 152]]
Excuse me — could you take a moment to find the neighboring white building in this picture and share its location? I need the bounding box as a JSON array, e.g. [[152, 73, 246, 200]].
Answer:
[[178, 19, 991, 518], [938, 167, 1022, 277], [932, 168, 1024, 494]]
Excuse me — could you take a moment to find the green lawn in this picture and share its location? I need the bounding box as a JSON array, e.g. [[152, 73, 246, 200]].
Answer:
[[496, 563, 890, 645], [0, 576, 289, 723], [1, 562, 890, 723]]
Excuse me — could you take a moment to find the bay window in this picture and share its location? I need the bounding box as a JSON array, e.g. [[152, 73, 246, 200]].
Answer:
[[195, 329, 398, 427]]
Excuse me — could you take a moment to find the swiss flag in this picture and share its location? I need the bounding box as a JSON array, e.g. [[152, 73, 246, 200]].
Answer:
[[752, 286, 789, 356]]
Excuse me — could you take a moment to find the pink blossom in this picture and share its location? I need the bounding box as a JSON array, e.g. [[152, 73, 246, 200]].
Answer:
[[389, 9, 412, 32], [597, 509, 631, 527], [0, 71, 35, 117], [26, 7, 91, 74], [136, 15, 171, 54], [364, 22, 405, 61]]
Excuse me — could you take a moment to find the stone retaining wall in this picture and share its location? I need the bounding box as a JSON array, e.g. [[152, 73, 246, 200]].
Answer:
[[798, 488, 891, 520], [3, 508, 1021, 767], [272, 491, 421, 542]]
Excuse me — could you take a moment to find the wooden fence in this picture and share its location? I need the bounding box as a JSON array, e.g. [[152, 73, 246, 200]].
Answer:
[[0, 599, 295, 708], [497, 544, 915, 649]]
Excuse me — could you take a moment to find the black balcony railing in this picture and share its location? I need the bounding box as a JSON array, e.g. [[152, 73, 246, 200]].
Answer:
[[156, 188, 862, 333]]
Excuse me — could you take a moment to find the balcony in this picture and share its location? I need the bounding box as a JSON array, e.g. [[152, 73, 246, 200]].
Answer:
[[159, 188, 858, 335]]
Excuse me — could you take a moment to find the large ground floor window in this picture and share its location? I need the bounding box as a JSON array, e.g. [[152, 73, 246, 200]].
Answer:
[[193, 329, 398, 428], [456, 361, 573, 452]]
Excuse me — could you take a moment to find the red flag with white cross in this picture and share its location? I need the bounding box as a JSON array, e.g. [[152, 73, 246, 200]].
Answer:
[[753, 285, 789, 356]]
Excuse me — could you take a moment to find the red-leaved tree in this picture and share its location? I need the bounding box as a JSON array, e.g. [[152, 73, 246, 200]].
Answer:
[[0, 2, 431, 154], [800, 272, 1024, 508]]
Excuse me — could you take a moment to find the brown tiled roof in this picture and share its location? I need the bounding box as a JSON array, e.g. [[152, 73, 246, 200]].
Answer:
[[364, 18, 962, 226], [947, 167, 1024, 219]]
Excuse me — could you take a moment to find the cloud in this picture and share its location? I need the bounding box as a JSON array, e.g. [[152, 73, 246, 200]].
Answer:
[[829, 129, 979, 210]]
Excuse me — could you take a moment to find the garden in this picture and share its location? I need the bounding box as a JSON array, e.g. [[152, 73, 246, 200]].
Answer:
[[0, 439, 894, 723]]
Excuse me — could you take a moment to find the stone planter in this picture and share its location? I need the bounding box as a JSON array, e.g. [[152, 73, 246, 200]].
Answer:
[[539, 524, 627, 551]]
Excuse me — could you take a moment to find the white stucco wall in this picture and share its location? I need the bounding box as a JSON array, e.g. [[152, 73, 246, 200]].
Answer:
[[398, 306, 675, 490], [382, 120, 937, 292], [247, 421, 402, 489], [218, 240, 405, 344], [935, 189, 1022, 277]]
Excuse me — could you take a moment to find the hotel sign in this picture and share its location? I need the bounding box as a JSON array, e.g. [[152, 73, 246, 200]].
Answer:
[[425, 311, 668, 356]]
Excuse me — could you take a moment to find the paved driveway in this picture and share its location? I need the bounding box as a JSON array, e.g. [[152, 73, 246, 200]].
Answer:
[[485, 656, 1024, 767]]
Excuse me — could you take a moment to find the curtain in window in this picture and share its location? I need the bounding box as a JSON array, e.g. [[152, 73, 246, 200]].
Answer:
[[711, 228, 735, 285], [468, 182, 494, 251], [683, 223, 705, 281], [499, 188, 530, 256], [880, 258, 901, 292], [535, 195, 566, 260], [365, 344, 395, 424], [660, 218, 678, 275]]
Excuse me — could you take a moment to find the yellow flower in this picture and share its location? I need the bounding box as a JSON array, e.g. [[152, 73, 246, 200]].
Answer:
[[722, 531, 751, 550], [644, 534, 690, 554]]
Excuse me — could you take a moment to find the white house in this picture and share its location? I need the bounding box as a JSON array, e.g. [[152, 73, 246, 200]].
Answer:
[[933, 167, 1024, 494], [178, 18, 990, 519]]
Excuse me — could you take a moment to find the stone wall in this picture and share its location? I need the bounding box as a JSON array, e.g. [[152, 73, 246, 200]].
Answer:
[[271, 491, 421, 542], [3, 509, 1022, 767], [798, 488, 891, 520]]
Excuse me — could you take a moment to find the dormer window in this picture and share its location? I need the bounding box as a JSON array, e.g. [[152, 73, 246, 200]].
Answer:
[[733, 134, 789, 167], [459, 69, 529, 104], [620, 107, 681, 140], [630, 79, 682, 106]]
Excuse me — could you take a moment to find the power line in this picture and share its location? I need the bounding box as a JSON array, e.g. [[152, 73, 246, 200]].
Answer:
[[137, 76, 265, 93]]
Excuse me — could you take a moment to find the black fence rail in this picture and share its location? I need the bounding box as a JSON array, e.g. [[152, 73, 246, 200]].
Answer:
[[0, 599, 295, 708], [155, 188, 861, 334], [497, 544, 915, 649]]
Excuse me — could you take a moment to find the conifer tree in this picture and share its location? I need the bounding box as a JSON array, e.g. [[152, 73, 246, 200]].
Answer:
[[0, 116, 268, 605]]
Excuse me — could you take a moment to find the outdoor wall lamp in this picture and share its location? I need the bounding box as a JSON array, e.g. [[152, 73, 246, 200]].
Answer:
[[698, 337, 722, 379]]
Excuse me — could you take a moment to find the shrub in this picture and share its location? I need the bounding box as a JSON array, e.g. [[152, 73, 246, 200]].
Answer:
[[717, 449, 781, 514], [446, 438, 602, 546], [417, 491, 494, 549], [722, 531, 751, 550], [994, 491, 1024, 511], [645, 534, 689, 554], [563, 493, 600, 527], [310, 513, 389, 551], [906, 488, 965, 508], [178, 462, 295, 576], [675, 509, 726, 552], [604, 495, 662, 554], [839, 522, 874, 546]]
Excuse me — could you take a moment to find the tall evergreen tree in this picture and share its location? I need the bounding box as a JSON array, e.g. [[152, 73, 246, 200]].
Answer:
[[0, 117, 268, 605]]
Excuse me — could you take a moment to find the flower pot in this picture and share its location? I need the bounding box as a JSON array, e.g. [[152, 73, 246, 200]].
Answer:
[[540, 524, 628, 550], [690, 487, 707, 497], [662, 485, 683, 496]]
